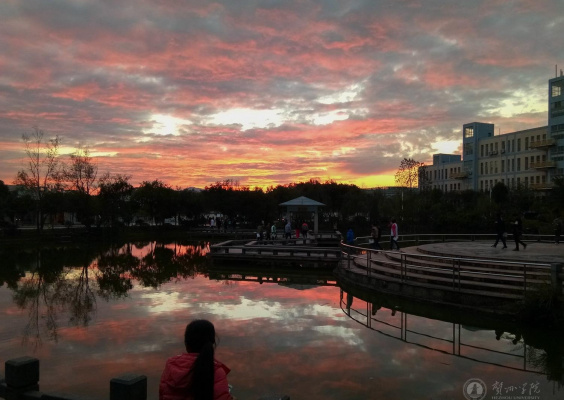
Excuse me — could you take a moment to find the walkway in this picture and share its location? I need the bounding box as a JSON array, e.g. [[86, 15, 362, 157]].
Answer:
[[418, 241, 564, 264], [336, 240, 563, 314]]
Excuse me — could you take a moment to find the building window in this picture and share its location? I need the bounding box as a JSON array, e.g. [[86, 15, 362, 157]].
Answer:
[[525, 177, 528, 187], [512, 159, 515, 171], [480, 163, 483, 174], [517, 158, 521, 172], [525, 158, 528, 170], [552, 81, 563, 97], [464, 127, 474, 138], [517, 138, 521, 152], [501, 160, 505, 172], [525, 137, 529, 150], [481, 145, 484, 157], [464, 143, 473, 156]]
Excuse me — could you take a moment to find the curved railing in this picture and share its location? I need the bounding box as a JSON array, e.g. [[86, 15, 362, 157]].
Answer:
[[339, 290, 545, 376], [355, 232, 559, 245], [338, 239, 562, 302]]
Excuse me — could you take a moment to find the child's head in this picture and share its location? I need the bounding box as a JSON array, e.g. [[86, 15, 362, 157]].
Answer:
[[184, 319, 216, 353]]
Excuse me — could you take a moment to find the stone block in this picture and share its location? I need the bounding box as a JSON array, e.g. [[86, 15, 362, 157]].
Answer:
[[42, 392, 81, 400], [5, 357, 39, 389], [110, 374, 147, 400], [21, 391, 44, 400]]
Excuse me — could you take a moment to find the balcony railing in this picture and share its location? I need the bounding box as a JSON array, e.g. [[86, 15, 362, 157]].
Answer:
[[450, 171, 470, 179], [529, 139, 556, 149], [530, 182, 555, 190], [530, 161, 557, 169]]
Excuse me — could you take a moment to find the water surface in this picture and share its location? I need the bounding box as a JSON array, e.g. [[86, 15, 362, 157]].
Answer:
[[0, 241, 561, 399]]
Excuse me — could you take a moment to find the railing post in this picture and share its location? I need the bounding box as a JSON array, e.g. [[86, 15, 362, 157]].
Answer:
[[551, 263, 563, 298], [457, 259, 461, 291], [523, 264, 527, 297], [401, 253, 405, 282], [110, 374, 147, 400], [2, 357, 40, 400]]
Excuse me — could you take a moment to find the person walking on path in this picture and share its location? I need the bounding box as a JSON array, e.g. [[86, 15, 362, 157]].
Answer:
[[159, 319, 234, 400], [390, 218, 400, 250], [512, 214, 527, 251], [271, 223, 277, 239], [553, 212, 562, 244], [284, 220, 292, 239], [491, 213, 507, 248], [370, 223, 382, 250], [301, 221, 309, 239], [346, 228, 355, 245]]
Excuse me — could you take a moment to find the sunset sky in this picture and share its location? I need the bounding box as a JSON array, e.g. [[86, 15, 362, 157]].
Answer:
[[1, 0, 563, 189]]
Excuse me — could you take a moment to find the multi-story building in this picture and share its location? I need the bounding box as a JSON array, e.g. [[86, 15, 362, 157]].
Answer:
[[421, 74, 564, 192]]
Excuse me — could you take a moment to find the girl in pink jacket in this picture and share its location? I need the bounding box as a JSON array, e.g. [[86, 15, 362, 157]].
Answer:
[[160, 320, 234, 400]]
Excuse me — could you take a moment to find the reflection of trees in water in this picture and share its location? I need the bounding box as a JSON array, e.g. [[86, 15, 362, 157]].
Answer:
[[96, 243, 137, 299], [133, 241, 210, 287], [12, 246, 94, 347], [4, 241, 211, 346]]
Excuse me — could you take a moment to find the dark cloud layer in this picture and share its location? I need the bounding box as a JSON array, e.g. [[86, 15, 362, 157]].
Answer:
[[0, 0, 562, 187]]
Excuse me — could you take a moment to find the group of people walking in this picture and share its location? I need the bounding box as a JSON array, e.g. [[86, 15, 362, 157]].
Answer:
[[345, 218, 400, 251], [492, 211, 561, 250], [491, 213, 527, 251]]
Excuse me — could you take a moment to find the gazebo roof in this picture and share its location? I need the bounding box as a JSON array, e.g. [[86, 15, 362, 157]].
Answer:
[[279, 196, 325, 207]]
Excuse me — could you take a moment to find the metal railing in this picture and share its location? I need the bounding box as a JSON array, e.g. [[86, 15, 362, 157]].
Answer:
[[339, 240, 559, 299], [339, 291, 542, 375]]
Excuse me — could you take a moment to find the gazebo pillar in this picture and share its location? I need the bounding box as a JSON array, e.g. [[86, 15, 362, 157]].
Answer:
[[314, 210, 319, 234]]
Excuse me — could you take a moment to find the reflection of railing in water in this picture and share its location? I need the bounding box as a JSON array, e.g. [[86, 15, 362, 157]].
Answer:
[[209, 269, 338, 287], [339, 290, 543, 375]]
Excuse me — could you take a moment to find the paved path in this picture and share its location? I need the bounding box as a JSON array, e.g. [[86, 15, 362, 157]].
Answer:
[[418, 241, 564, 264]]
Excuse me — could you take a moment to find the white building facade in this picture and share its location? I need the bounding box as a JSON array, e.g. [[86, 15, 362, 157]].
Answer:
[[421, 75, 564, 193]]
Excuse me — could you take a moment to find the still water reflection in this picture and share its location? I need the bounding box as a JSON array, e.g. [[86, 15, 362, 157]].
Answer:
[[0, 241, 562, 399]]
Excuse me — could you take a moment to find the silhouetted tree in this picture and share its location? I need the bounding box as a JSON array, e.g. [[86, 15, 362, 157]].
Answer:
[[395, 158, 424, 189], [14, 127, 62, 231], [97, 173, 136, 227]]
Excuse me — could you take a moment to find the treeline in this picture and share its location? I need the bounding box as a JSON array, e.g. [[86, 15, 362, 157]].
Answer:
[[1, 177, 562, 236], [2, 128, 562, 235]]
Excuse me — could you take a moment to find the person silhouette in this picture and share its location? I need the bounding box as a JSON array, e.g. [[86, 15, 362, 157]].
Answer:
[[160, 320, 234, 400]]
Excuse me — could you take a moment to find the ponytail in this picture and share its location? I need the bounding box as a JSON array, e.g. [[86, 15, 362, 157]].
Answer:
[[184, 320, 217, 400], [192, 341, 214, 400]]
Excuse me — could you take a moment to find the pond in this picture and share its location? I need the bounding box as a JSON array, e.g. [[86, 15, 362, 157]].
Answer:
[[0, 240, 562, 400]]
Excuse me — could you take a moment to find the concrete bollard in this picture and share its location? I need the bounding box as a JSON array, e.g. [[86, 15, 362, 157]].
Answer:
[[3, 357, 40, 400], [110, 374, 147, 400]]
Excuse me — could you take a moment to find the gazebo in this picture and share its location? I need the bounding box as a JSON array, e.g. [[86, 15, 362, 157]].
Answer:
[[279, 196, 325, 234]]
